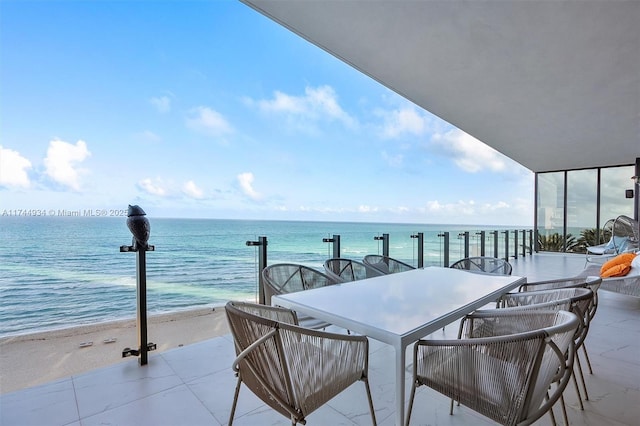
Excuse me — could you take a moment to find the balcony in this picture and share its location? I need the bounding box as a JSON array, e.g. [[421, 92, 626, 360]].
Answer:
[[1, 253, 639, 425]]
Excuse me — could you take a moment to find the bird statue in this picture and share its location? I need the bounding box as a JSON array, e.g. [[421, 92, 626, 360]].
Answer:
[[127, 205, 150, 250]]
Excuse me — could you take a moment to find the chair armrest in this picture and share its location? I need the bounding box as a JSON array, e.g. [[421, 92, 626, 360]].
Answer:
[[231, 329, 278, 373]]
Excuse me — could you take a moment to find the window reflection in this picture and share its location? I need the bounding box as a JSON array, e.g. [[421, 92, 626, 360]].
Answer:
[[536, 165, 634, 253]]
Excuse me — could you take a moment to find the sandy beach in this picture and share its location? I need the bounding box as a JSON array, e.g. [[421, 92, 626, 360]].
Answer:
[[0, 307, 230, 395]]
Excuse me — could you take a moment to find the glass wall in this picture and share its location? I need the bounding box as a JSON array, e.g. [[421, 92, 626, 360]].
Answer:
[[535, 164, 636, 253], [536, 172, 565, 251], [567, 169, 598, 252]]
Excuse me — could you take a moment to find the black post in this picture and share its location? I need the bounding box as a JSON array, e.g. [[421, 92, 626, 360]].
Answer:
[[478, 231, 486, 256], [503, 231, 509, 261], [374, 233, 389, 257], [120, 205, 156, 366], [246, 236, 267, 304], [136, 249, 149, 365], [323, 234, 341, 258], [411, 232, 424, 268], [438, 232, 450, 267], [459, 232, 470, 258]]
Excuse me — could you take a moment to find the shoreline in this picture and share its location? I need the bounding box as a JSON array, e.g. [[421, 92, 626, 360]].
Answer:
[[0, 306, 230, 395]]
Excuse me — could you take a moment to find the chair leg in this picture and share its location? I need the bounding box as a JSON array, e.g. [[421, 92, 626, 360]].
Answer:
[[545, 391, 558, 426], [406, 383, 418, 425], [362, 378, 377, 426], [575, 352, 590, 401], [582, 344, 594, 374], [571, 367, 585, 410], [228, 375, 243, 425], [560, 393, 569, 426]]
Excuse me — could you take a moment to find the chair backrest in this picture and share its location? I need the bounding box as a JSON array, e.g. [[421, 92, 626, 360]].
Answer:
[[261, 263, 340, 304], [504, 287, 594, 350], [362, 254, 415, 274], [450, 256, 513, 275], [518, 275, 601, 292], [225, 301, 296, 420], [499, 287, 592, 309], [323, 258, 384, 282], [225, 300, 373, 425], [458, 310, 579, 425]]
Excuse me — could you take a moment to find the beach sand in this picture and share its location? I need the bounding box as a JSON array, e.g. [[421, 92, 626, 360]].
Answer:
[[0, 307, 230, 395]]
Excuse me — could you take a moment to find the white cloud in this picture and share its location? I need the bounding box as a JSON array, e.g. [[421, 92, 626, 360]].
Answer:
[[252, 85, 356, 127], [0, 145, 32, 188], [150, 96, 171, 113], [237, 172, 261, 201], [137, 177, 167, 196], [182, 180, 204, 199], [379, 106, 427, 138], [358, 205, 378, 213], [43, 139, 91, 191], [186, 106, 233, 137], [431, 129, 507, 173], [423, 199, 511, 216]]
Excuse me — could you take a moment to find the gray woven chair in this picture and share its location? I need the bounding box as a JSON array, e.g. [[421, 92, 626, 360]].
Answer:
[[362, 254, 415, 274], [225, 301, 377, 426], [450, 256, 513, 275], [262, 263, 341, 329], [406, 310, 579, 426], [323, 258, 384, 282], [462, 294, 580, 426], [518, 276, 602, 388], [498, 287, 595, 411]]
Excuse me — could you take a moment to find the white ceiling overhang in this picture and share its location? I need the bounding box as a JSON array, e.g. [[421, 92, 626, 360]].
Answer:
[[240, 0, 639, 173]]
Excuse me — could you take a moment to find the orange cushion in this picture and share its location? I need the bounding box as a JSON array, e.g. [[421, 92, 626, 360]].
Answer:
[[600, 253, 637, 278]]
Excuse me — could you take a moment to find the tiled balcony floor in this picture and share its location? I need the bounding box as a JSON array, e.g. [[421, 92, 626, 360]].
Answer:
[[2, 253, 639, 425]]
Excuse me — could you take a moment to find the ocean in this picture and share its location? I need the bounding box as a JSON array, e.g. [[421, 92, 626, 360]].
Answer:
[[0, 217, 518, 337]]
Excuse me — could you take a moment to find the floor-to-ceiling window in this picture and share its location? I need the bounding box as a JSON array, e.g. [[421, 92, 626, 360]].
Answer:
[[568, 169, 598, 252], [535, 163, 636, 253], [536, 171, 565, 251]]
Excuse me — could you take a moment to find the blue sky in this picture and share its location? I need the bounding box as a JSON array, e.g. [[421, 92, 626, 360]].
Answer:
[[0, 1, 534, 225]]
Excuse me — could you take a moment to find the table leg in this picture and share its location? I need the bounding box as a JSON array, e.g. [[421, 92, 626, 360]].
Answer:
[[395, 345, 405, 426]]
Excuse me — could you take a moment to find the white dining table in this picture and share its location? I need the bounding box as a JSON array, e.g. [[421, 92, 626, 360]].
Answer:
[[272, 266, 526, 426]]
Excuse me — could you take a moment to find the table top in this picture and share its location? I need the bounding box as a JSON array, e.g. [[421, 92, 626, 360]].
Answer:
[[272, 266, 525, 345]]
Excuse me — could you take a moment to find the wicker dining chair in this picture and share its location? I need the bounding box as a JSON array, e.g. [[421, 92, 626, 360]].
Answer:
[[498, 287, 595, 411], [517, 275, 602, 403], [449, 256, 513, 275], [262, 263, 342, 329], [323, 257, 384, 282], [225, 301, 377, 426], [362, 254, 415, 274], [461, 295, 579, 426], [406, 310, 579, 426]]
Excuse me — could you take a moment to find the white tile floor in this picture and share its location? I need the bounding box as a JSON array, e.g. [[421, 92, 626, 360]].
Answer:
[[2, 253, 639, 426]]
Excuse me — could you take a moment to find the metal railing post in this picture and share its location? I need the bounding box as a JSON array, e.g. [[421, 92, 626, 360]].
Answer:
[[478, 231, 486, 256], [493, 231, 499, 258], [513, 230, 518, 259], [120, 205, 156, 365], [246, 236, 268, 304], [438, 232, 450, 267], [411, 232, 424, 268], [322, 234, 341, 258], [503, 231, 509, 261], [459, 232, 470, 258], [374, 233, 389, 257]]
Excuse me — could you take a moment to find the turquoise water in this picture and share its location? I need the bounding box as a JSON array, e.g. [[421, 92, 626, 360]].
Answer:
[[0, 217, 520, 337]]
